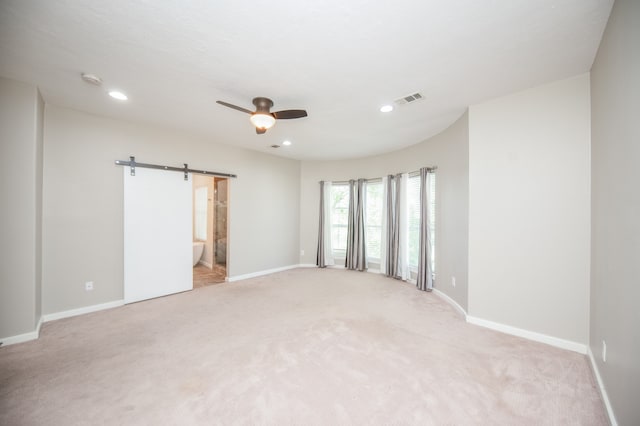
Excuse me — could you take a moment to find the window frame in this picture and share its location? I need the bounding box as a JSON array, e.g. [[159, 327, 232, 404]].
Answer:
[[329, 183, 350, 259], [364, 180, 383, 263], [407, 175, 421, 271]]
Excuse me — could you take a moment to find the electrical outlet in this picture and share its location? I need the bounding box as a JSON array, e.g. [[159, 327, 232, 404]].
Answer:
[[85, 281, 94, 291], [300, 249, 305, 256], [602, 340, 607, 363], [452, 276, 456, 287]]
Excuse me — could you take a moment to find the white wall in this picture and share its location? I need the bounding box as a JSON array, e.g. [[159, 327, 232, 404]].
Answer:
[[590, 0, 640, 424], [35, 89, 44, 322], [468, 73, 591, 345], [300, 112, 469, 311], [0, 77, 43, 341], [42, 105, 300, 315]]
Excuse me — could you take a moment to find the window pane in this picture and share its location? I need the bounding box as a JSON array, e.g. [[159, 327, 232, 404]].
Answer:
[[330, 185, 349, 253], [407, 176, 420, 267], [365, 182, 383, 260], [430, 174, 436, 272]]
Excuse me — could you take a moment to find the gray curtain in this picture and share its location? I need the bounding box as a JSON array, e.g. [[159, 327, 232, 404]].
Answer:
[[385, 174, 402, 279], [416, 168, 433, 291], [316, 181, 328, 267], [345, 179, 367, 271]]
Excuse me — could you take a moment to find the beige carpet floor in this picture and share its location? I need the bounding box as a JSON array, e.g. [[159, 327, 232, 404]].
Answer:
[[0, 268, 606, 425]]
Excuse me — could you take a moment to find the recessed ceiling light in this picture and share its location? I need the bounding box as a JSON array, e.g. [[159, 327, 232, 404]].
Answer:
[[282, 140, 292, 146], [380, 104, 393, 113], [108, 91, 128, 101]]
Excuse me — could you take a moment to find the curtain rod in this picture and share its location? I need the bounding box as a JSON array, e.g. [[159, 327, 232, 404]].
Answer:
[[323, 166, 437, 185], [115, 156, 237, 179]]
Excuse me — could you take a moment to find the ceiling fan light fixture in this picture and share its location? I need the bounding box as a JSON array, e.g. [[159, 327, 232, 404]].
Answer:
[[250, 113, 276, 130]]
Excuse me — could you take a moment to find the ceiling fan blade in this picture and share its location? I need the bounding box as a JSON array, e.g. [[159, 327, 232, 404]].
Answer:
[[272, 109, 308, 120], [216, 100, 253, 114], [256, 127, 267, 135]]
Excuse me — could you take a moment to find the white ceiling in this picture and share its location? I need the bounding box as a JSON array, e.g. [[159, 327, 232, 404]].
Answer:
[[0, 0, 613, 160]]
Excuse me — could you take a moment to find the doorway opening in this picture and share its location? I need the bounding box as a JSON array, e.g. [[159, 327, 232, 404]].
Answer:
[[192, 175, 228, 287]]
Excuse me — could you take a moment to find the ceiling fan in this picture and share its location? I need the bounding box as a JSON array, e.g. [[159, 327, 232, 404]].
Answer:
[[216, 97, 308, 134]]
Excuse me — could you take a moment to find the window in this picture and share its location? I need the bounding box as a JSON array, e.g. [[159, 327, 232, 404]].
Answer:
[[330, 184, 349, 256], [325, 173, 435, 273], [364, 181, 383, 261], [407, 176, 421, 268], [429, 173, 436, 272], [407, 173, 436, 272]]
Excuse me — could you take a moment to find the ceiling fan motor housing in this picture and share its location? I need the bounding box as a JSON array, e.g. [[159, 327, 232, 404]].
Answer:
[[252, 97, 274, 114]]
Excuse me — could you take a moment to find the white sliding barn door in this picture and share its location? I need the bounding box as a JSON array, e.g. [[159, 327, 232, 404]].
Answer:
[[124, 167, 192, 304]]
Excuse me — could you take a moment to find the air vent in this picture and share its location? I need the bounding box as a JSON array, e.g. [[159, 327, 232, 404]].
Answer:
[[394, 92, 424, 106], [270, 144, 280, 148]]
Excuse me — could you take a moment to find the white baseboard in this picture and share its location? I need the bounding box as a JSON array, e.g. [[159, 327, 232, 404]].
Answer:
[[228, 263, 331, 281], [432, 288, 467, 318], [42, 300, 124, 323], [228, 264, 302, 282], [466, 315, 587, 354], [0, 316, 43, 347], [587, 347, 618, 426]]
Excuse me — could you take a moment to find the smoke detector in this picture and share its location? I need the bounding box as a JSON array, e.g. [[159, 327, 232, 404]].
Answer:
[[81, 73, 103, 86]]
